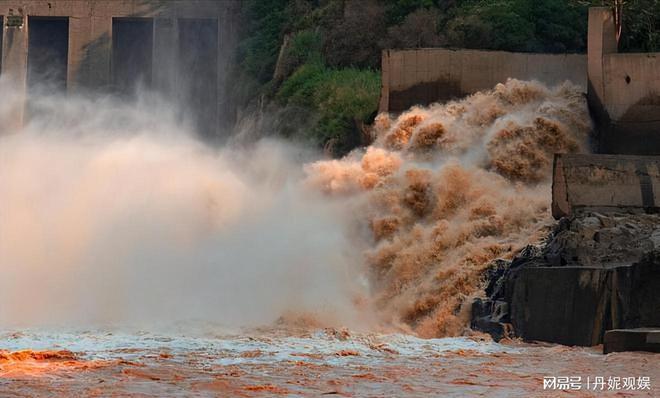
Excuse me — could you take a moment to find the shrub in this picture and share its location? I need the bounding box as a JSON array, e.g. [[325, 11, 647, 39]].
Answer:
[[278, 63, 381, 152], [619, 0, 660, 52], [384, 8, 446, 49], [323, 0, 387, 69], [237, 0, 289, 83], [273, 30, 324, 81]]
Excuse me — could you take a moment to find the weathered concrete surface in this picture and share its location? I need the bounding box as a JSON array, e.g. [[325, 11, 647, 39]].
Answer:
[[552, 153, 660, 218], [604, 328, 660, 354], [473, 212, 660, 347], [588, 8, 660, 154], [0, 0, 240, 134], [507, 259, 660, 346], [379, 48, 586, 113], [0, 9, 28, 134]]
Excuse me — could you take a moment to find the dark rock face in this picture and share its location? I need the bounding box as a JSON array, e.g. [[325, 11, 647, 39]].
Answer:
[[543, 211, 660, 267], [508, 259, 660, 346], [471, 298, 510, 341], [472, 211, 660, 346]]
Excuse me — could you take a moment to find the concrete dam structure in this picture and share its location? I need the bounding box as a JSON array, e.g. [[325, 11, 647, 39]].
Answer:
[[588, 8, 660, 155], [515, 9, 660, 349], [380, 8, 660, 158], [0, 0, 239, 136], [0, 0, 657, 352], [379, 48, 587, 113], [378, 7, 660, 349]]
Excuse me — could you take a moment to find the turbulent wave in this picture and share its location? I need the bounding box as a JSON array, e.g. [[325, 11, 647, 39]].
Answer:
[[0, 77, 590, 336], [305, 79, 591, 337]]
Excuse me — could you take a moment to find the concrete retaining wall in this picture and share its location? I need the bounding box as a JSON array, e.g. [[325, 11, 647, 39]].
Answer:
[[508, 258, 660, 346], [379, 48, 587, 113], [552, 154, 660, 218], [588, 8, 660, 154]]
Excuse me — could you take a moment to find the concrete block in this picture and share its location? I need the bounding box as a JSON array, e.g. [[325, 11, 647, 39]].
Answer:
[[604, 328, 660, 353], [552, 153, 660, 218], [509, 266, 610, 346], [508, 257, 660, 346]]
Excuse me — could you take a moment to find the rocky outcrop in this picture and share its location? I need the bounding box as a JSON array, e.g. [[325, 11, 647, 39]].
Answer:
[[472, 211, 660, 346]]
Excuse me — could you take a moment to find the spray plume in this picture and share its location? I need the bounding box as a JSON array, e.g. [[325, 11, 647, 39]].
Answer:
[[305, 79, 591, 337], [0, 77, 590, 337], [0, 77, 368, 330]]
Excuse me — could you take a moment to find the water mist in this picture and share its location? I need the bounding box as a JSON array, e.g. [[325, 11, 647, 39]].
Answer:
[[0, 77, 369, 330], [0, 76, 591, 338]]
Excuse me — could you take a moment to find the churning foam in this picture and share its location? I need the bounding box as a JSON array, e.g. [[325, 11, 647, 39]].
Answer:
[[0, 78, 590, 336], [305, 79, 591, 337]]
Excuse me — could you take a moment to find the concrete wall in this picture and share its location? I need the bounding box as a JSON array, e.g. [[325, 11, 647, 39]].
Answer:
[[508, 260, 660, 346], [0, 0, 240, 135], [552, 154, 660, 218], [588, 8, 660, 154], [379, 48, 587, 113]]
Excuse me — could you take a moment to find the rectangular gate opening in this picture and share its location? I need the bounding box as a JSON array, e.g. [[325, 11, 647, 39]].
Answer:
[[0, 16, 3, 74], [178, 18, 218, 138], [27, 17, 69, 93], [112, 18, 153, 95]]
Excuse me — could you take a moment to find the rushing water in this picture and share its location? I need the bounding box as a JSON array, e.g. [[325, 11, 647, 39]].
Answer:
[[2, 77, 657, 395], [1, 328, 658, 397]]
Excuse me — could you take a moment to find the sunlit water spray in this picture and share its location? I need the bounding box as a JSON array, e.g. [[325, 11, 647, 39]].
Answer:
[[0, 77, 590, 337], [0, 79, 369, 330], [7, 78, 655, 398]]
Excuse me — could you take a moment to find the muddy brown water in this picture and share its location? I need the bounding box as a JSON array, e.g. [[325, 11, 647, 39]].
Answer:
[[0, 329, 657, 397]]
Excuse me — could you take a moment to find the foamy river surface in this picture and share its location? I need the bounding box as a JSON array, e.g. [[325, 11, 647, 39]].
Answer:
[[0, 328, 657, 397]]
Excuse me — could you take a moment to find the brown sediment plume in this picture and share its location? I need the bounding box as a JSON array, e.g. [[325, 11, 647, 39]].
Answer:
[[487, 117, 579, 182], [410, 123, 446, 150], [305, 79, 591, 337], [0, 349, 113, 379], [304, 146, 402, 194], [0, 350, 77, 362], [243, 384, 290, 394], [493, 78, 546, 105], [384, 114, 425, 150], [372, 113, 392, 139], [371, 217, 400, 241], [402, 169, 433, 217]]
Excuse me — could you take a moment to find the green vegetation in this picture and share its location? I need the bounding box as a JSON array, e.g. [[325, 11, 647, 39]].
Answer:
[[618, 0, 660, 52], [443, 1, 587, 52], [278, 63, 380, 153], [230, 0, 660, 155]]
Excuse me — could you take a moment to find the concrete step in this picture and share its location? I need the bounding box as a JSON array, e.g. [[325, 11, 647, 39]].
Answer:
[[603, 328, 660, 354]]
